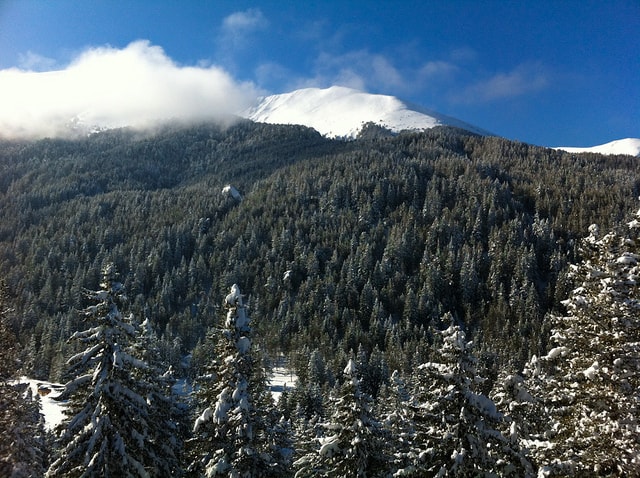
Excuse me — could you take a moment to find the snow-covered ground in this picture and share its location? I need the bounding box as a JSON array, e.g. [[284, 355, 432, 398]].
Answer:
[[553, 137, 640, 156], [244, 86, 640, 156], [17, 377, 66, 430], [243, 86, 489, 139], [27, 364, 296, 430], [268, 364, 297, 403]]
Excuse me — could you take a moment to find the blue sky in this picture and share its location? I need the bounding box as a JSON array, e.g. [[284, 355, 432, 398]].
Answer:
[[0, 0, 637, 146]]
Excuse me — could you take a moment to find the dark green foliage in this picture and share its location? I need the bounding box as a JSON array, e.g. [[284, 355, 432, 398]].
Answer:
[[47, 264, 182, 477], [0, 284, 47, 477], [293, 360, 388, 477], [522, 212, 640, 476], [0, 121, 637, 388], [1, 120, 639, 475], [187, 284, 289, 477]]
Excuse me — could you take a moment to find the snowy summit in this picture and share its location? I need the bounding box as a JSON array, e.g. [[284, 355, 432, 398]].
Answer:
[[243, 86, 489, 139], [553, 138, 640, 157]]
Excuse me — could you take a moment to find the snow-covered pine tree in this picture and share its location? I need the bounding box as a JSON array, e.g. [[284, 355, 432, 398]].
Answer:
[[489, 370, 541, 475], [376, 369, 416, 476], [47, 263, 181, 477], [188, 284, 289, 477], [408, 318, 533, 477], [133, 318, 186, 475], [285, 381, 325, 477], [523, 211, 640, 476], [293, 359, 387, 478], [0, 296, 47, 478]]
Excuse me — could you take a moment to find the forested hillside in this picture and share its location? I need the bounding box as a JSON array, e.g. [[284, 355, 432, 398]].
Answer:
[[0, 122, 636, 378], [0, 121, 638, 475]]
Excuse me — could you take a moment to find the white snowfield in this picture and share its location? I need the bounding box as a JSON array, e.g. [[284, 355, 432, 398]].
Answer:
[[268, 360, 297, 403], [553, 137, 640, 157], [17, 377, 66, 430], [243, 86, 490, 139], [244, 85, 639, 155]]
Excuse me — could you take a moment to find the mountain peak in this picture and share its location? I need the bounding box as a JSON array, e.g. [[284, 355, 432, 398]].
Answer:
[[242, 86, 488, 139], [553, 138, 640, 157]]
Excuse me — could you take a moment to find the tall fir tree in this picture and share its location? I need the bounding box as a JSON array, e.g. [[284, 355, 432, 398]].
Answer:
[[293, 358, 387, 478], [188, 284, 290, 477], [133, 318, 186, 475], [376, 369, 416, 476], [408, 318, 533, 477], [47, 263, 182, 477], [0, 283, 47, 477], [523, 211, 640, 476]]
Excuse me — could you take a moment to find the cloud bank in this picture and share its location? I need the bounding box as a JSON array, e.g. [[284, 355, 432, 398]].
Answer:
[[0, 40, 260, 139], [453, 62, 550, 104]]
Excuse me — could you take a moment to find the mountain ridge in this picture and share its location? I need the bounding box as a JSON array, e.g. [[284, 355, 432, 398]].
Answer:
[[553, 138, 640, 157], [243, 86, 639, 156], [242, 86, 490, 139]]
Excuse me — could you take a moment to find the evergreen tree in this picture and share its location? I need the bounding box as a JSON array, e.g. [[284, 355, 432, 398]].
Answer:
[[408, 319, 532, 476], [0, 299, 47, 477], [377, 370, 416, 476], [523, 212, 640, 476], [134, 318, 186, 475], [293, 359, 387, 477], [188, 284, 289, 477], [47, 263, 181, 477], [490, 370, 541, 457]]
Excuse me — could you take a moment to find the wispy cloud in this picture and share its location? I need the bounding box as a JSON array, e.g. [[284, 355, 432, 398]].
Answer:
[[418, 60, 458, 80], [223, 8, 267, 31], [220, 8, 268, 48], [278, 49, 458, 102], [301, 50, 406, 93], [216, 8, 269, 74], [453, 62, 550, 103], [17, 51, 58, 71], [0, 40, 260, 139]]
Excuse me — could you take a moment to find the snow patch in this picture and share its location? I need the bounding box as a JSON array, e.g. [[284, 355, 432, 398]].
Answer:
[[319, 434, 340, 457], [268, 359, 297, 403], [553, 138, 640, 157], [243, 86, 489, 139], [193, 406, 213, 432], [616, 253, 638, 265], [225, 283, 242, 306], [543, 346, 569, 360], [17, 377, 66, 430], [343, 358, 357, 377], [582, 361, 599, 380], [222, 184, 242, 201]]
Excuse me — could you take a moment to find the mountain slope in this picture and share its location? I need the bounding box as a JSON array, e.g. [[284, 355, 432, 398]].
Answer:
[[243, 86, 489, 138], [553, 138, 640, 156]]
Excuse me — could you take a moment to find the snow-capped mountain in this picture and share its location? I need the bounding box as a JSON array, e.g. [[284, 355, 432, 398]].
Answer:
[[243, 86, 490, 139], [553, 138, 640, 157]]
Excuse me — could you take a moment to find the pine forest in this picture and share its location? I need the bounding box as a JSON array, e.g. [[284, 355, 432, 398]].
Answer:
[[0, 121, 638, 476]]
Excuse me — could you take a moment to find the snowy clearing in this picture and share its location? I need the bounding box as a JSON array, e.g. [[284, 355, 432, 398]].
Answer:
[[17, 377, 66, 430], [24, 363, 296, 431], [268, 364, 297, 403]]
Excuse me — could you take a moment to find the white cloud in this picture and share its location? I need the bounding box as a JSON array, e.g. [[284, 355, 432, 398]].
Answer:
[[288, 49, 459, 100], [17, 51, 58, 71], [418, 60, 457, 80], [222, 8, 267, 32], [454, 62, 549, 103], [306, 50, 407, 93], [220, 8, 268, 50], [0, 40, 260, 139]]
